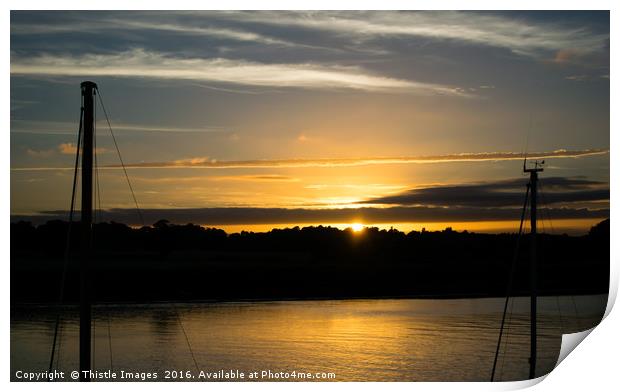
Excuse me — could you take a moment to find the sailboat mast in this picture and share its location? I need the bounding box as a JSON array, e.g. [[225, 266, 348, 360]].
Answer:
[[529, 170, 538, 379], [79, 81, 96, 382], [525, 160, 543, 379]]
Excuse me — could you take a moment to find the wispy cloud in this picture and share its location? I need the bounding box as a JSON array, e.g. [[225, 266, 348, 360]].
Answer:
[[215, 11, 609, 58], [135, 174, 298, 183], [221, 175, 299, 182], [11, 98, 38, 112], [10, 15, 299, 48], [104, 18, 294, 47], [23, 143, 109, 157], [57, 142, 77, 155], [58, 142, 109, 155], [11, 119, 226, 135], [10, 49, 469, 95], [565, 74, 592, 82], [564, 74, 609, 82], [25, 148, 55, 158], [10, 148, 608, 171], [108, 149, 609, 169], [10, 11, 609, 61]]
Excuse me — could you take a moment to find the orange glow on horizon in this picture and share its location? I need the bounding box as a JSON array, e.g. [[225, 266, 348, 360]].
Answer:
[[351, 223, 364, 232], [201, 218, 602, 236]]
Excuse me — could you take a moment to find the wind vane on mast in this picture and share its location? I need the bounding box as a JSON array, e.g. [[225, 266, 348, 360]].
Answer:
[[523, 157, 545, 173]]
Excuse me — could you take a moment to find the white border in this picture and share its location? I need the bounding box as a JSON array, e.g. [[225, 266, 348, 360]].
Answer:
[[4, 2, 617, 391]]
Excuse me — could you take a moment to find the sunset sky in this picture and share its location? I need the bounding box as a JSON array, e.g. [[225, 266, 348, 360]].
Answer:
[[10, 11, 610, 233]]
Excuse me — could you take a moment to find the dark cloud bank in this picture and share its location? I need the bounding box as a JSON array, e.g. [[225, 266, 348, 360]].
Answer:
[[363, 177, 609, 207], [12, 177, 609, 228]]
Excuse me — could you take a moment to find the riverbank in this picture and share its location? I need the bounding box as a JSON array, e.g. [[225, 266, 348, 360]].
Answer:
[[11, 220, 609, 303]]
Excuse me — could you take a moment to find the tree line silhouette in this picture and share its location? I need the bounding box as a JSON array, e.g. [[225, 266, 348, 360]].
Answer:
[[11, 219, 609, 302]]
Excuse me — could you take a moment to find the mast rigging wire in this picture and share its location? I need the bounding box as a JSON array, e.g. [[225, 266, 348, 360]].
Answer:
[[498, 210, 532, 380], [490, 183, 530, 381], [94, 90, 103, 226], [497, 295, 516, 380], [93, 99, 116, 371], [174, 305, 201, 373], [49, 84, 141, 375], [538, 180, 573, 333], [95, 87, 145, 227], [48, 104, 84, 375]]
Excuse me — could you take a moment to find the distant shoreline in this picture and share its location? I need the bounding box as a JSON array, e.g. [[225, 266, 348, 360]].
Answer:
[[11, 219, 610, 304], [11, 290, 610, 307]]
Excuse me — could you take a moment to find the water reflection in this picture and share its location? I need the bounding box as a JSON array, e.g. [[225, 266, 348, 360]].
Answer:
[[11, 296, 607, 381]]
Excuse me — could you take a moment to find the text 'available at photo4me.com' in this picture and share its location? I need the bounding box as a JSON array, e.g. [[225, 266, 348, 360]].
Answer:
[[14, 369, 337, 381]]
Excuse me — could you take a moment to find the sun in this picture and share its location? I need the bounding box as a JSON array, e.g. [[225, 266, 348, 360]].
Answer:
[[351, 223, 364, 232]]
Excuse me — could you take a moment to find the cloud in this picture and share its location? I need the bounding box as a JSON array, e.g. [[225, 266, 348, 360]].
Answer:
[[102, 18, 295, 47], [564, 74, 606, 82], [10, 11, 608, 61], [134, 174, 298, 184], [12, 205, 609, 228], [552, 49, 581, 64], [10, 14, 299, 48], [104, 148, 608, 170], [214, 11, 609, 59], [565, 74, 591, 81], [10, 148, 609, 172], [10, 49, 470, 95], [11, 99, 38, 112], [232, 175, 298, 182], [57, 143, 76, 155], [104, 123, 226, 134], [11, 119, 226, 135], [58, 142, 109, 155], [14, 176, 607, 230], [206, 174, 299, 182], [22, 143, 111, 157], [25, 148, 55, 158], [361, 177, 609, 208]]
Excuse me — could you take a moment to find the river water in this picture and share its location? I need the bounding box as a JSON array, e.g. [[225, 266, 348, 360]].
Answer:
[[11, 295, 607, 382]]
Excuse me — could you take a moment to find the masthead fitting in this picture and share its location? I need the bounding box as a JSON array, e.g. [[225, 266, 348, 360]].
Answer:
[[80, 81, 98, 90], [524, 159, 544, 173]]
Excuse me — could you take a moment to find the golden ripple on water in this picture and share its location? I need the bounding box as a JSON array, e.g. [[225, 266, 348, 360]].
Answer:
[[11, 296, 607, 381]]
